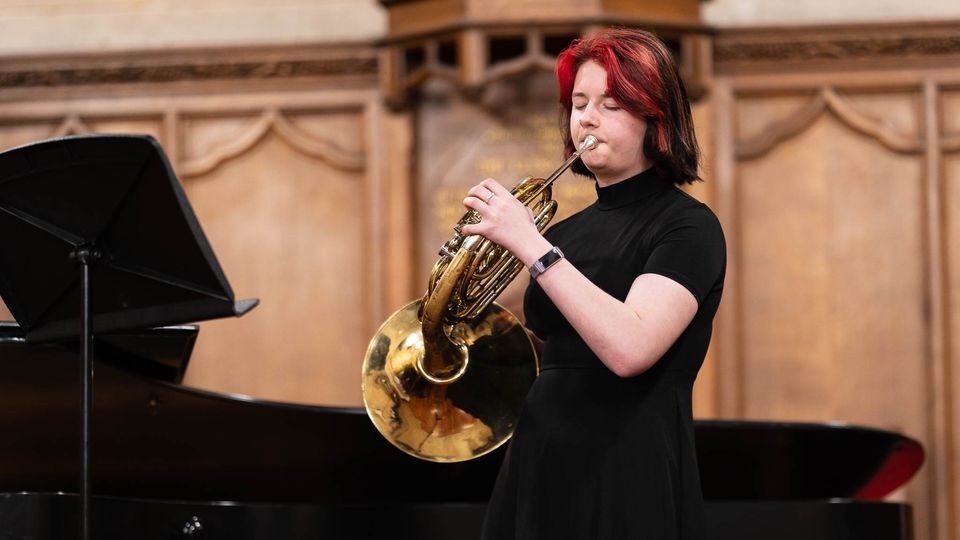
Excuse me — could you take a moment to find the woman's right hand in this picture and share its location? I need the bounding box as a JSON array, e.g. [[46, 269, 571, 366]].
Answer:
[[460, 178, 545, 265]]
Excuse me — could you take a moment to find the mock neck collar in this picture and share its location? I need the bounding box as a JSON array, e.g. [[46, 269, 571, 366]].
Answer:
[[595, 166, 674, 210]]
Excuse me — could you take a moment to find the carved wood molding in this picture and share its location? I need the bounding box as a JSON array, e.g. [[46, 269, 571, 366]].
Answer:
[[716, 21, 960, 73], [381, 24, 712, 107], [51, 115, 92, 138], [0, 41, 375, 174], [18, 106, 367, 177], [0, 44, 377, 89], [482, 32, 558, 87], [180, 109, 366, 178], [736, 88, 924, 160]]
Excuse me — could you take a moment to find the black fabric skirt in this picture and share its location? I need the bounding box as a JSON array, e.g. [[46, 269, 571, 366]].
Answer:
[[480, 366, 705, 540]]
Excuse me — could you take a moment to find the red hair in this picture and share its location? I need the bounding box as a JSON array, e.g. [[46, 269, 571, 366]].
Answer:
[[556, 28, 700, 184]]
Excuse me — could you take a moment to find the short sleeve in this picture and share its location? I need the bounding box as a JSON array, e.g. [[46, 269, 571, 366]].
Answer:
[[641, 204, 726, 306]]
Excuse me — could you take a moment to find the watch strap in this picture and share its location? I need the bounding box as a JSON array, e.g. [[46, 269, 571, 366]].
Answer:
[[529, 246, 564, 280]]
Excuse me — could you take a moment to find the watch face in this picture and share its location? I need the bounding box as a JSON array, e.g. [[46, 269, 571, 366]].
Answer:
[[530, 246, 563, 280]]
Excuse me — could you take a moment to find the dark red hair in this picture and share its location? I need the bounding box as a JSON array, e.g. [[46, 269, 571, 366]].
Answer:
[[556, 28, 700, 184]]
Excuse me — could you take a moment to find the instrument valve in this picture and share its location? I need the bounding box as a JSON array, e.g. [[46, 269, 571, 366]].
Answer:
[[439, 241, 458, 258]]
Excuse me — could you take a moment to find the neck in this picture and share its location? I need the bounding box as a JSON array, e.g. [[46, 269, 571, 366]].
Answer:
[[595, 161, 655, 188]]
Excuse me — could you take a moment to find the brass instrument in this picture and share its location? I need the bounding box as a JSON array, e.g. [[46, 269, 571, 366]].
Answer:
[[361, 135, 598, 462]]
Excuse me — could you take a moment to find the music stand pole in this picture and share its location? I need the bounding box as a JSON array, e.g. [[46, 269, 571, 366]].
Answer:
[[71, 246, 99, 540]]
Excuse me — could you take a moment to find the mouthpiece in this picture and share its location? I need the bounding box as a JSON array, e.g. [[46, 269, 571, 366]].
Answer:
[[579, 135, 598, 153], [542, 134, 599, 185]]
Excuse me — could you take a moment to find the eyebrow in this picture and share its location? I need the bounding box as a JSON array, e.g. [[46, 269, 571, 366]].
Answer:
[[571, 91, 612, 98]]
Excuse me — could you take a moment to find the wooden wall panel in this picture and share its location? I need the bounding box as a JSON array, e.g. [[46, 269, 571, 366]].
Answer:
[[945, 89, 960, 134], [944, 87, 960, 540], [946, 151, 960, 540], [731, 106, 934, 525], [688, 97, 719, 418], [178, 131, 367, 406], [0, 122, 72, 149], [711, 21, 960, 538], [738, 114, 926, 423], [712, 58, 960, 540]]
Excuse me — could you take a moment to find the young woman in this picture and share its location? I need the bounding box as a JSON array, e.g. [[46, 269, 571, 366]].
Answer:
[[460, 28, 726, 539]]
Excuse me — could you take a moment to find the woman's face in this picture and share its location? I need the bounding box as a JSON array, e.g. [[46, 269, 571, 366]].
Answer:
[[569, 60, 652, 186]]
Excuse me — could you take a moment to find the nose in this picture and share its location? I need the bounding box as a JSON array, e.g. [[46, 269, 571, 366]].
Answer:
[[578, 103, 599, 129]]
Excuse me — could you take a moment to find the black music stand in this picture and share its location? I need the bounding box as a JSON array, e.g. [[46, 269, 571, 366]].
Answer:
[[0, 134, 258, 540]]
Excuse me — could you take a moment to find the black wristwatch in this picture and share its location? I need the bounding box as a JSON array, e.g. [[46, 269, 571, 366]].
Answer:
[[529, 246, 564, 280]]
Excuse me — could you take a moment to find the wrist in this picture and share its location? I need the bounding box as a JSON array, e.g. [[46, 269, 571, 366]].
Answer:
[[517, 235, 554, 268]]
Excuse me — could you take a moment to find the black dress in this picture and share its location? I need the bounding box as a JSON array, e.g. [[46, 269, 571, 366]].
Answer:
[[481, 166, 726, 540]]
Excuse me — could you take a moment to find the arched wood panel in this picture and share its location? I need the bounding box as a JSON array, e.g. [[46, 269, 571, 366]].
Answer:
[[179, 128, 367, 406], [725, 97, 934, 531], [736, 110, 926, 425], [711, 54, 960, 540]]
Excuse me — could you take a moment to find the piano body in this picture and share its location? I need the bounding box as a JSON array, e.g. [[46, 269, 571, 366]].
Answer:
[[0, 322, 923, 539]]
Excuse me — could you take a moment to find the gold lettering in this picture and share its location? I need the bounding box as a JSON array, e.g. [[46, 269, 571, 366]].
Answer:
[[481, 127, 514, 144]]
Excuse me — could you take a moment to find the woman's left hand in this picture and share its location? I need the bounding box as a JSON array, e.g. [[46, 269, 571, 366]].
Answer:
[[460, 178, 541, 258]]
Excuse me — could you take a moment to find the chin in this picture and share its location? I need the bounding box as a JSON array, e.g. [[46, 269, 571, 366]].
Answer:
[[582, 160, 606, 175], [581, 153, 603, 167]]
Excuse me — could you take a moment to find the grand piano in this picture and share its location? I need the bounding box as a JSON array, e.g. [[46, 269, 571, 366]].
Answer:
[[0, 322, 923, 539]]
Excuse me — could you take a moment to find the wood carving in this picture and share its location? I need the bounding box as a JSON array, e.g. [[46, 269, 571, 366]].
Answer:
[[484, 54, 558, 87], [0, 58, 377, 89], [715, 22, 960, 66], [180, 109, 365, 178], [51, 115, 92, 138], [736, 88, 922, 160], [398, 40, 459, 92]]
